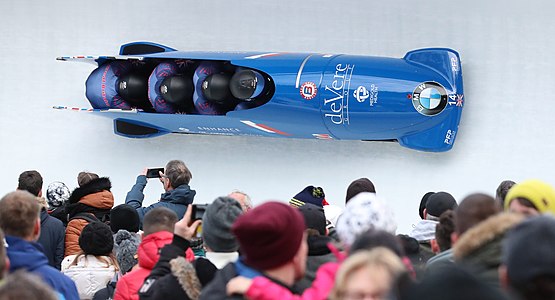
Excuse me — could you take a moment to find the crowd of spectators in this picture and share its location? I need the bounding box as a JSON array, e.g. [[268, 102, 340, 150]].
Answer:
[[0, 161, 554, 300]]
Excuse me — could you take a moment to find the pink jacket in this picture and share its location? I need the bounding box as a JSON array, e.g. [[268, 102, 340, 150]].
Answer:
[[245, 262, 340, 300]]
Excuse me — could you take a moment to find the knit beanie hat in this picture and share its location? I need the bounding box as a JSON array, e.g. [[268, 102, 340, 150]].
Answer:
[[426, 192, 457, 219], [232, 201, 305, 270], [46, 181, 70, 208], [502, 215, 555, 285], [298, 203, 327, 235], [110, 204, 140, 233], [202, 196, 243, 252], [79, 221, 114, 256], [336, 192, 397, 248], [290, 186, 327, 208], [504, 179, 555, 214], [114, 229, 140, 274], [345, 178, 376, 203]]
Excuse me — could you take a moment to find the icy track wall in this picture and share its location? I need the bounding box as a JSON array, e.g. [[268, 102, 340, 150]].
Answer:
[[0, 0, 554, 234]]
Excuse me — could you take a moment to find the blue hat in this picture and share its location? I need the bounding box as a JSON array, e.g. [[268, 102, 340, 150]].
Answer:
[[290, 186, 326, 208]]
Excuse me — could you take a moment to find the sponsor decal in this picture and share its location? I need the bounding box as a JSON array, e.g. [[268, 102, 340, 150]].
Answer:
[[312, 133, 333, 140], [245, 53, 281, 59], [300, 82, 318, 100], [197, 127, 241, 133], [451, 57, 459, 72], [411, 81, 448, 116], [447, 94, 464, 107], [323, 63, 355, 125], [240, 120, 291, 136], [354, 86, 370, 103], [444, 129, 456, 145], [178, 127, 190, 132]]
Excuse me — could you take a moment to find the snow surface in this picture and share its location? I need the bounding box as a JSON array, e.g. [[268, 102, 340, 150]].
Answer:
[[1, 0, 554, 234]]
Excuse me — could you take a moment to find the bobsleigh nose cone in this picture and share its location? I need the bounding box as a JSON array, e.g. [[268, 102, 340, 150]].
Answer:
[[160, 76, 193, 105], [230, 70, 265, 100], [201, 73, 231, 103]]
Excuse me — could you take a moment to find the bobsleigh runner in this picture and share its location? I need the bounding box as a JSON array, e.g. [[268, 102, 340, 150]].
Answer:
[[57, 42, 464, 152]]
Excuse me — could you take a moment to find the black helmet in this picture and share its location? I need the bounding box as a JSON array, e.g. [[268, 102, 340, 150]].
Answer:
[[117, 73, 148, 104], [160, 76, 193, 105], [230, 69, 265, 100], [201, 73, 231, 103]]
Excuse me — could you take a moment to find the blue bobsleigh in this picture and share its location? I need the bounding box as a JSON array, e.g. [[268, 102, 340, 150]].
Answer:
[[57, 41, 464, 152]]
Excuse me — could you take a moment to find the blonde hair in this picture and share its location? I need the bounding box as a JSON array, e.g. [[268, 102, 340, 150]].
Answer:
[[329, 247, 406, 300], [68, 251, 120, 272]]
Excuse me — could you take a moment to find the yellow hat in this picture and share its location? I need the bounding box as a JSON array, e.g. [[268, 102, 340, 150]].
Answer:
[[505, 179, 555, 214]]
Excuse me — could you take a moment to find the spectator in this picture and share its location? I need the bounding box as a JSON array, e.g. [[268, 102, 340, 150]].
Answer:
[[110, 204, 141, 234], [114, 207, 194, 300], [399, 266, 507, 300], [418, 192, 435, 220], [500, 215, 555, 300], [446, 194, 505, 287], [17, 171, 65, 270], [453, 208, 524, 290], [295, 203, 337, 292], [329, 248, 406, 300], [228, 229, 411, 300], [0, 191, 79, 300], [62, 222, 119, 299], [17, 170, 43, 197], [200, 202, 308, 299], [202, 196, 243, 269], [426, 210, 455, 272], [345, 178, 376, 204], [290, 186, 327, 208], [228, 190, 253, 212], [504, 179, 555, 216], [0, 270, 59, 300], [409, 192, 457, 265], [495, 180, 515, 209], [46, 181, 71, 226], [336, 192, 397, 249], [65, 172, 114, 256], [125, 160, 196, 227], [139, 205, 215, 300]]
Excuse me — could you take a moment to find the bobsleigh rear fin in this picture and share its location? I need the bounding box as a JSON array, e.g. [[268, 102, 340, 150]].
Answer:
[[114, 119, 169, 138], [403, 48, 462, 88], [119, 42, 177, 55]]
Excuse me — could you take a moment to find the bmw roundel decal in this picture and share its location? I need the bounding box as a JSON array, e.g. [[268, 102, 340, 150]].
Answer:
[[411, 81, 448, 116]]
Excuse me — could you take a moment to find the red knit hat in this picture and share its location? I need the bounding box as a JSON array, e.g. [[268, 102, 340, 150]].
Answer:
[[232, 201, 305, 270]]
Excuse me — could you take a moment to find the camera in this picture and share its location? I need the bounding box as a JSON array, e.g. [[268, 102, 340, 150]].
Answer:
[[192, 204, 208, 221]]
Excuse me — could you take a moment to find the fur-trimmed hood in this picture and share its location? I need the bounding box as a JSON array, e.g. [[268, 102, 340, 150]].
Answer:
[[453, 212, 525, 259], [170, 257, 202, 300], [68, 177, 112, 204]]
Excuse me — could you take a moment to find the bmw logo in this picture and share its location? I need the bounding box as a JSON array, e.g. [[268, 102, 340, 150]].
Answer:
[[411, 81, 448, 116]]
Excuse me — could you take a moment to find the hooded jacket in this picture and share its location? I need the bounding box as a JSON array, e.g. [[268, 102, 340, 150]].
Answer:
[[125, 175, 196, 226], [453, 213, 525, 290], [114, 231, 177, 300], [62, 254, 118, 300], [6, 235, 79, 300], [65, 177, 115, 256], [37, 209, 65, 270], [139, 236, 214, 300]]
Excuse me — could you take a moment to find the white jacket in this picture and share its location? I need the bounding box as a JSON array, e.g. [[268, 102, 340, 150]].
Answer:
[[62, 254, 117, 300]]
